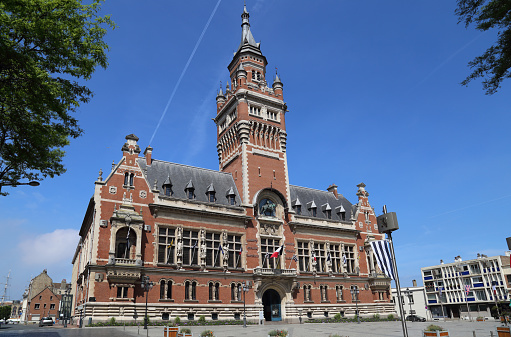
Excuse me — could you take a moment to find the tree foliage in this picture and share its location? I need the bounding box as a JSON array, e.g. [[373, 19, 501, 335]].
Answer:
[[456, 0, 511, 94], [0, 305, 11, 321], [0, 0, 114, 195]]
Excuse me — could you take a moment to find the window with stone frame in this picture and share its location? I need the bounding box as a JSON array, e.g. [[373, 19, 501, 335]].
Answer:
[[124, 172, 129, 186], [159, 279, 172, 300], [343, 245, 356, 274], [158, 227, 175, 264], [313, 242, 326, 273], [231, 282, 242, 301], [34, 304, 40, 309], [117, 286, 128, 298], [206, 232, 222, 268], [184, 280, 197, 301], [50, 304, 55, 310], [303, 284, 312, 302], [227, 234, 243, 268], [260, 237, 281, 269], [208, 282, 220, 301], [329, 244, 341, 274], [182, 229, 199, 266], [350, 285, 359, 301], [297, 241, 310, 272], [336, 285, 344, 301], [320, 285, 328, 302]]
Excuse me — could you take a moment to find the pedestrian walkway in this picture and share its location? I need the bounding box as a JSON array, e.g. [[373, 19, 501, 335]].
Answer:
[[114, 320, 503, 337]]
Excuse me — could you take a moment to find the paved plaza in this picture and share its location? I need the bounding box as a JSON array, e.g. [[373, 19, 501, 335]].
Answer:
[[0, 321, 505, 337], [116, 321, 503, 337]]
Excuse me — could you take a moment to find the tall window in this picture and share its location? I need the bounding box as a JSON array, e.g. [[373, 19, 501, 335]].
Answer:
[[297, 241, 310, 272], [206, 232, 222, 267], [160, 280, 172, 300], [209, 282, 220, 301], [231, 283, 242, 301], [124, 172, 129, 185], [320, 285, 328, 302], [314, 243, 326, 273], [336, 285, 344, 301], [182, 230, 199, 266], [227, 234, 242, 268], [303, 284, 312, 302], [129, 173, 134, 186], [185, 281, 197, 300], [350, 285, 359, 301], [260, 238, 281, 269], [330, 244, 341, 274], [344, 245, 356, 274], [158, 227, 175, 264]]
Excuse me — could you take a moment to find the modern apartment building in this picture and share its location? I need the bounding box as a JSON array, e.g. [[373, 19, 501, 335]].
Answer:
[[421, 254, 511, 319]]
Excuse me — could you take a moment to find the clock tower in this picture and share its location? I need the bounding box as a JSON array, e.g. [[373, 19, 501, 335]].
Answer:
[[214, 5, 289, 207]]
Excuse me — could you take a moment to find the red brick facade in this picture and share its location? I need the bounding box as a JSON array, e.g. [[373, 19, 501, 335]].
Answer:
[[28, 287, 61, 322], [71, 5, 394, 324]]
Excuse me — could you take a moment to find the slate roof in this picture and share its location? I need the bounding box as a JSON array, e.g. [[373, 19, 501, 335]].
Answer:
[[137, 159, 241, 206], [290, 185, 353, 221]]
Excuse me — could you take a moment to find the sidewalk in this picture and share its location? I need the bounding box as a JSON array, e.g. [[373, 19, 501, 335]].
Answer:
[[114, 320, 503, 337]]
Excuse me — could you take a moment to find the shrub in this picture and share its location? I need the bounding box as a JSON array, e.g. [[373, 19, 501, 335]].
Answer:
[[108, 317, 116, 326], [426, 324, 444, 331], [174, 316, 181, 325], [180, 327, 192, 333], [198, 315, 206, 324], [200, 330, 215, 337], [334, 313, 342, 321], [387, 314, 395, 321], [373, 314, 380, 320], [268, 329, 288, 336]]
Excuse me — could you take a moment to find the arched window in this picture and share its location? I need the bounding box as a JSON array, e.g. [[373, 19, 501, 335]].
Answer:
[[129, 173, 134, 186], [124, 172, 129, 185], [231, 283, 242, 301], [160, 280, 173, 300], [209, 281, 220, 301], [185, 280, 196, 300]]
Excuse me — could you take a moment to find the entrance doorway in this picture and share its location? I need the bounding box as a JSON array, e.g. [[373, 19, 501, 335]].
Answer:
[[262, 289, 281, 321]]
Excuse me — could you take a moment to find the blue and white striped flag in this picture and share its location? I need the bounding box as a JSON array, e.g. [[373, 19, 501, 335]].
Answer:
[[369, 240, 395, 280]]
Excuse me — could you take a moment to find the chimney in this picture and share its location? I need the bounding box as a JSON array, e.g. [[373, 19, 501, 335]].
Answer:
[[412, 279, 417, 287], [327, 183, 338, 198], [144, 146, 153, 166]]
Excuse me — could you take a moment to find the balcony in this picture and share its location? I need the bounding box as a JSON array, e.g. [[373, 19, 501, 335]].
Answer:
[[253, 267, 296, 277], [114, 258, 138, 266]]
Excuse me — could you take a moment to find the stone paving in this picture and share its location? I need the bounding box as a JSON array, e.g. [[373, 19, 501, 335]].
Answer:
[[114, 320, 504, 337]]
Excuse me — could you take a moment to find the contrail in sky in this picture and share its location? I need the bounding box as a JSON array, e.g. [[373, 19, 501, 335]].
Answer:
[[429, 194, 511, 218], [149, 0, 222, 145]]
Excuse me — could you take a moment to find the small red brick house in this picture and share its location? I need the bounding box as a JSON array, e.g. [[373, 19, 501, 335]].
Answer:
[[71, 5, 393, 324], [28, 287, 61, 322]]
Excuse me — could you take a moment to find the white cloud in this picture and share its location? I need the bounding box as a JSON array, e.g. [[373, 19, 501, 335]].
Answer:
[[18, 229, 79, 266]]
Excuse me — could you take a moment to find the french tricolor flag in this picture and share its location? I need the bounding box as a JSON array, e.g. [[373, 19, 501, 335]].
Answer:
[[270, 245, 283, 258]]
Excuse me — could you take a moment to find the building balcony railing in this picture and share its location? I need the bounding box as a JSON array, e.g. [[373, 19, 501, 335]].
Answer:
[[114, 258, 137, 265], [253, 267, 297, 277]]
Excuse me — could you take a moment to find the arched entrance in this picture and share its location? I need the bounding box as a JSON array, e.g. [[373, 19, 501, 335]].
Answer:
[[262, 289, 281, 321]]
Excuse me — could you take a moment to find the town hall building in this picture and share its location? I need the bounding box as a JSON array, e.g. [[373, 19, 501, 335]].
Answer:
[[71, 6, 394, 324]]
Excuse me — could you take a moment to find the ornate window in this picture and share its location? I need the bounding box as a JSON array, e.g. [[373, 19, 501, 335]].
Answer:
[[182, 229, 199, 266], [162, 175, 172, 196], [336, 285, 344, 301], [117, 286, 128, 298], [303, 284, 312, 302], [129, 173, 134, 186], [259, 198, 276, 217], [206, 184, 216, 202], [343, 245, 356, 274], [350, 285, 359, 301], [329, 244, 342, 274], [231, 283, 242, 301], [185, 281, 197, 300], [297, 241, 310, 272], [260, 237, 281, 269], [226, 234, 243, 268], [320, 285, 328, 302], [158, 227, 175, 264], [208, 282, 220, 301], [206, 232, 222, 267], [313, 243, 326, 273], [160, 279, 172, 300], [185, 180, 195, 199]]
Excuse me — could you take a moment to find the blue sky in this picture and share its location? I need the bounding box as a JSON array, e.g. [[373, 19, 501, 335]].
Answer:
[[1, 1, 510, 300]]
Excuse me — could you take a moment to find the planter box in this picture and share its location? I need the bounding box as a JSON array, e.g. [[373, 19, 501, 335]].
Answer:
[[497, 326, 511, 337], [164, 326, 180, 337], [476, 318, 484, 321], [424, 331, 449, 337], [178, 333, 193, 337]]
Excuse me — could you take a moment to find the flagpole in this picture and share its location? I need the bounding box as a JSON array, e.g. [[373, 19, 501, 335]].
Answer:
[[262, 253, 268, 268], [387, 231, 408, 337], [214, 246, 220, 267], [191, 242, 197, 265]]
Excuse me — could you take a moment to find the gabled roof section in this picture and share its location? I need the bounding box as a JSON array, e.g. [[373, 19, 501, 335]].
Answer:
[[290, 185, 353, 221], [138, 159, 241, 206]]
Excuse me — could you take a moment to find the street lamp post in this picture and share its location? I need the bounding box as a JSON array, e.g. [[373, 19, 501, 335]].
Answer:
[[242, 281, 250, 328], [406, 288, 413, 319], [0, 181, 39, 193], [350, 287, 360, 324], [141, 276, 154, 330]]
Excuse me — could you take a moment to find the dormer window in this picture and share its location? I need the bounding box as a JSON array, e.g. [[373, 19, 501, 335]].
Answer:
[[336, 205, 346, 221], [325, 210, 331, 219], [162, 175, 173, 197], [322, 203, 332, 219], [226, 187, 237, 205], [206, 183, 216, 203], [296, 205, 301, 215], [312, 208, 317, 217], [307, 200, 317, 217], [292, 198, 302, 215], [185, 180, 195, 199]]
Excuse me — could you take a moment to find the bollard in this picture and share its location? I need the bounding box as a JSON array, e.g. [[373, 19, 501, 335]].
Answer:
[[138, 324, 140, 335], [472, 331, 476, 337], [491, 331, 494, 337]]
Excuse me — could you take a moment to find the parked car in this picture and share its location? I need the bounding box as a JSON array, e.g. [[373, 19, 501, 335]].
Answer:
[[39, 317, 54, 327], [406, 314, 426, 322]]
